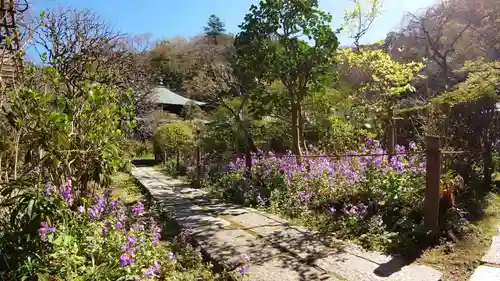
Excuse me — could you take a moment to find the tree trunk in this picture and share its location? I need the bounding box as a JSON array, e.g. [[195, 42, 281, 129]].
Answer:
[[240, 115, 258, 179], [176, 149, 180, 172], [298, 98, 311, 171], [387, 107, 395, 160], [195, 144, 201, 187], [483, 131, 493, 186], [291, 94, 302, 164], [0, 153, 2, 183], [443, 64, 449, 90], [298, 99, 307, 153], [243, 123, 252, 179]]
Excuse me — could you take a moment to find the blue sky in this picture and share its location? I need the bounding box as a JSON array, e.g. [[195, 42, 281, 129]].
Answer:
[[30, 0, 435, 46]]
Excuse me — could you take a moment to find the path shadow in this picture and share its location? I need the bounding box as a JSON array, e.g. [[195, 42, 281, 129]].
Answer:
[[131, 159, 159, 167], [373, 256, 413, 277]]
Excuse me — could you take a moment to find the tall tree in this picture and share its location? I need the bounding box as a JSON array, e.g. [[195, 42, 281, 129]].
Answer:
[[235, 0, 339, 162], [204, 14, 226, 44]]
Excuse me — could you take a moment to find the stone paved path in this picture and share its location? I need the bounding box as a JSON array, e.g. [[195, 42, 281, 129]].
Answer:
[[469, 228, 500, 280], [132, 166, 442, 281]]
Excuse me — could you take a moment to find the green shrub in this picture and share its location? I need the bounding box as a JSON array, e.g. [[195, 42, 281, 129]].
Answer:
[[153, 122, 194, 162], [0, 68, 134, 193], [181, 101, 204, 120], [126, 140, 153, 158], [161, 157, 188, 177]]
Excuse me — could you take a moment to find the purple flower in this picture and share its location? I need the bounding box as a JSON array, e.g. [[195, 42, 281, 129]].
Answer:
[[110, 200, 117, 210], [78, 205, 85, 213], [89, 195, 107, 221], [151, 223, 161, 245], [132, 201, 145, 216], [39, 221, 56, 241], [395, 144, 406, 154], [227, 162, 236, 171], [116, 221, 123, 230], [409, 141, 417, 150], [132, 222, 145, 231], [60, 177, 73, 205], [89, 208, 97, 221], [143, 261, 161, 278], [127, 235, 137, 247], [167, 252, 174, 259], [120, 236, 138, 266], [241, 254, 250, 263], [237, 254, 251, 275], [102, 222, 109, 237], [329, 206, 336, 213], [119, 254, 134, 266], [44, 182, 55, 196], [119, 255, 127, 266], [298, 191, 312, 203], [343, 202, 368, 219]]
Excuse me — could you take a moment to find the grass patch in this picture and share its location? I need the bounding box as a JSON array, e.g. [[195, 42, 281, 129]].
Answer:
[[110, 172, 144, 203], [418, 192, 500, 281]]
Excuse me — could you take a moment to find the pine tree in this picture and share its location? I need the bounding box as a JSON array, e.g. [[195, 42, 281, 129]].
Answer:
[[204, 14, 226, 40]]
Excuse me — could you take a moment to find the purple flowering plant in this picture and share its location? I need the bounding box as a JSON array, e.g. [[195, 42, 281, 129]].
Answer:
[[198, 138, 428, 249], [33, 179, 215, 281]]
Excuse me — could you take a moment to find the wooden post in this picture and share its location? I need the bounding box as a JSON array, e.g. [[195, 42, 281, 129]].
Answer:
[[388, 107, 396, 160], [195, 129, 201, 188], [441, 103, 450, 148], [424, 136, 441, 236], [484, 131, 493, 185]]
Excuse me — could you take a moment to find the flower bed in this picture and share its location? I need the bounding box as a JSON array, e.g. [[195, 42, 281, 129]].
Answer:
[[194, 139, 467, 254], [1, 178, 224, 281]]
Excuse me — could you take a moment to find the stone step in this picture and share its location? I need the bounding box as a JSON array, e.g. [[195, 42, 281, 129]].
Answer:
[[469, 228, 500, 280], [132, 166, 443, 281], [469, 265, 500, 281]]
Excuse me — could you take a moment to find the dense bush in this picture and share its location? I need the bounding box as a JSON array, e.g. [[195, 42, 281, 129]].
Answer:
[[194, 139, 469, 253], [153, 122, 194, 162], [181, 101, 204, 120], [126, 140, 153, 158], [0, 68, 134, 193]]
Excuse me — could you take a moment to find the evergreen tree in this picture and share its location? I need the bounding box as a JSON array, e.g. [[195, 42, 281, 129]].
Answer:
[[204, 14, 226, 38]]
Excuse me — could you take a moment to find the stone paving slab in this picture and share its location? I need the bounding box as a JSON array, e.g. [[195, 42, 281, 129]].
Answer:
[[223, 209, 442, 281], [132, 166, 442, 281], [482, 236, 500, 265], [469, 265, 500, 281]]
